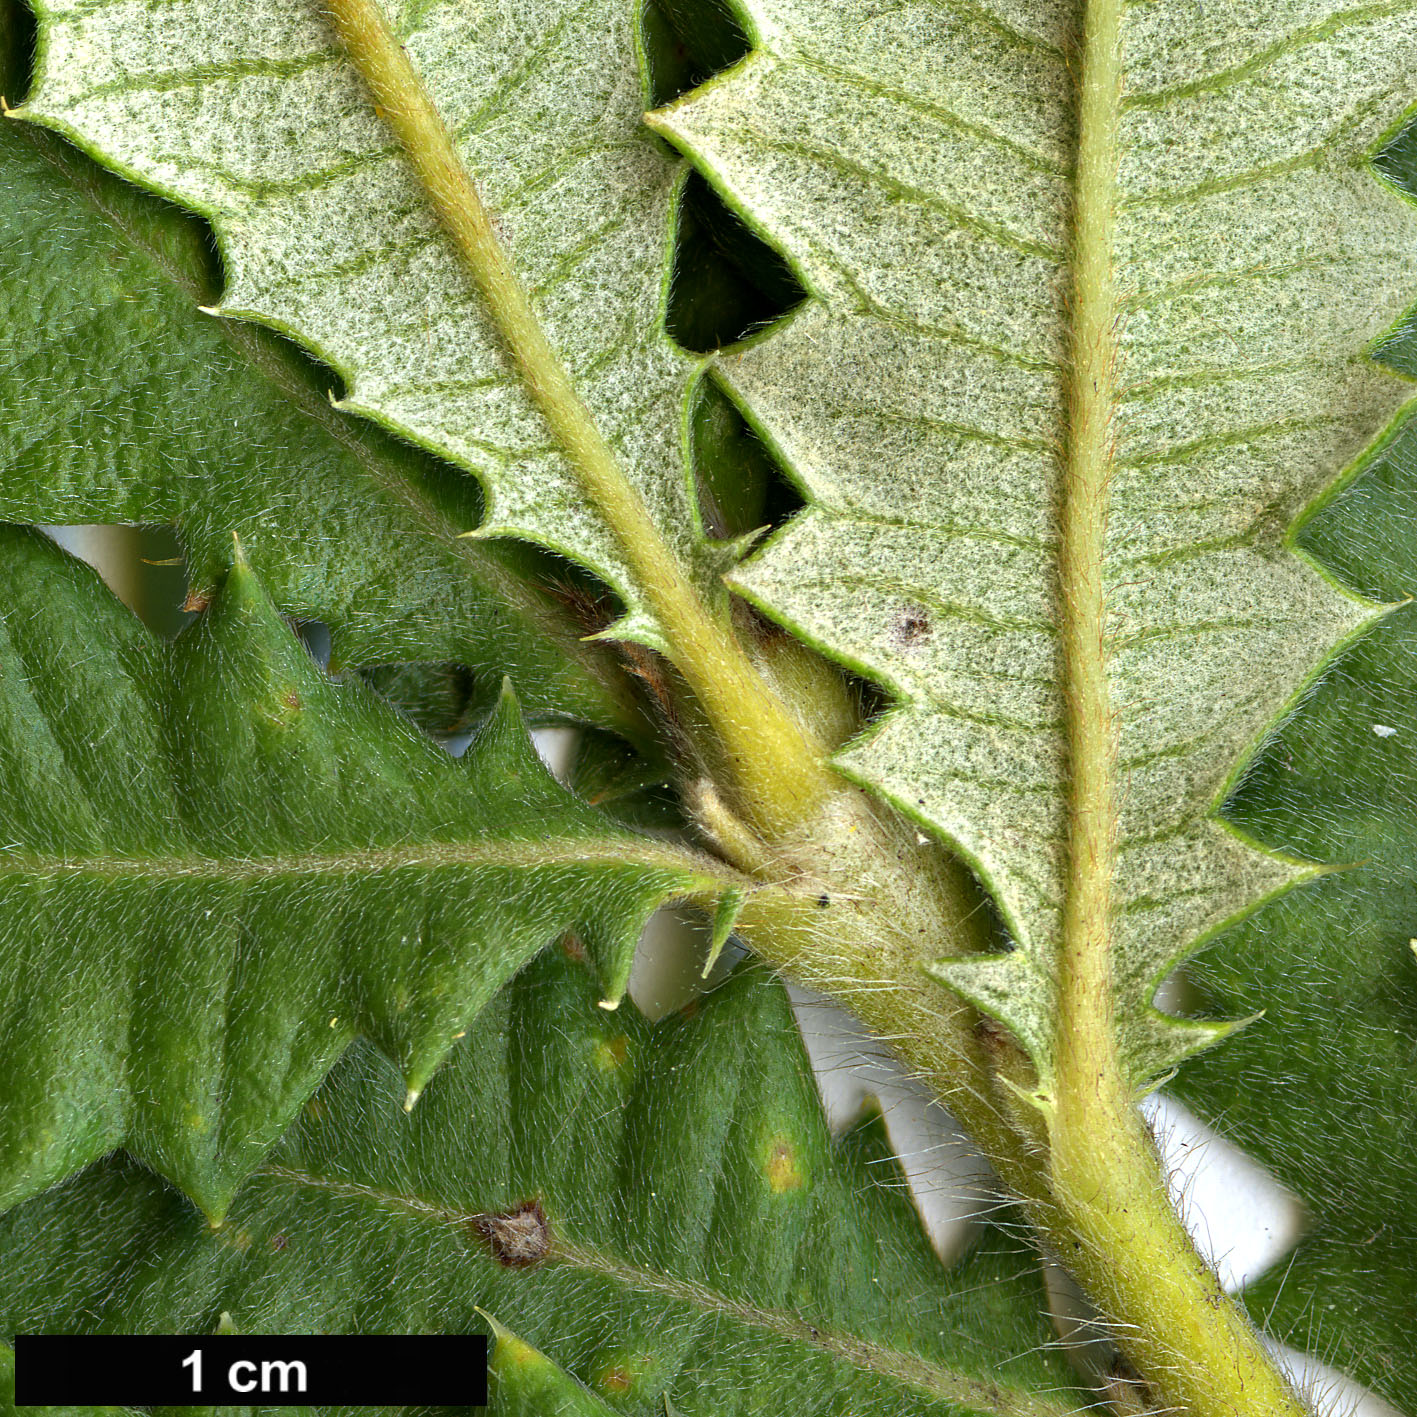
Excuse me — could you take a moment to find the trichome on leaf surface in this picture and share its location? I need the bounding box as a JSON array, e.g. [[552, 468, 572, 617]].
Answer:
[[0, 0, 1415, 1414]]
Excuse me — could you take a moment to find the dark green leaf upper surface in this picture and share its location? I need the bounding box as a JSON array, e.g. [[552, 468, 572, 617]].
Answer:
[[0, 952, 1084, 1417], [0, 0, 639, 737], [0, 527, 727, 1221]]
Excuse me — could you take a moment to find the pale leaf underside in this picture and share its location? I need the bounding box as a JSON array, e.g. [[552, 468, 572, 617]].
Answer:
[[652, 0, 1417, 1084], [18, 0, 728, 656]]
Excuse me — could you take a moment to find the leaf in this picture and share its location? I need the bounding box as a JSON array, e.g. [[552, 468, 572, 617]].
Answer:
[[492, 1326, 838, 1417], [0, 526, 734, 1221], [487, 1320, 620, 1417], [0, 950, 1085, 1417], [0, 0, 640, 738], [649, 3, 1417, 1086], [10, 0, 735, 659]]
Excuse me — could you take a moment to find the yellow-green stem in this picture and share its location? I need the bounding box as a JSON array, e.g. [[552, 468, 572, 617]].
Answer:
[[1049, 5, 1306, 1413], [326, 0, 1007, 1225], [326, 1, 1311, 1410], [323, 0, 836, 839], [731, 865, 1049, 1202]]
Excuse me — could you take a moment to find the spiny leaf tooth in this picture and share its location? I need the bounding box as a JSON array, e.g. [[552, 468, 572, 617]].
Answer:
[[461, 676, 548, 782], [707, 525, 769, 580], [584, 608, 676, 662], [1122, 1010, 1260, 1095], [484, 1314, 619, 1416], [925, 951, 1054, 1085], [1112, 824, 1314, 985], [581, 903, 652, 1014], [703, 887, 747, 980]]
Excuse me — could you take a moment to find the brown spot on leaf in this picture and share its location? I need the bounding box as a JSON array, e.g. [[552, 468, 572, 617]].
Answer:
[[599, 1366, 633, 1396], [888, 604, 932, 649], [270, 1233, 288, 1252], [471, 1200, 550, 1268], [592, 1352, 651, 1398], [560, 932, 587, 963], [182, 589, 212, 614]]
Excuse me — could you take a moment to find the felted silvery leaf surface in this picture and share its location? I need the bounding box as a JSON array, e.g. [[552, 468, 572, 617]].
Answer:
[[650, 0, 1417, 1085], [17, 0, 1417, 1087]]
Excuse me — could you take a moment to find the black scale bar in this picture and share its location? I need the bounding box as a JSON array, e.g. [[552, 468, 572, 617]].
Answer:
[[13, 1334, 488, 1406]]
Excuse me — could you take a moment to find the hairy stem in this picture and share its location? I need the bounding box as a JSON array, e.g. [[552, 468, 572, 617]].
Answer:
[[323, 0, 834, 841], [1047, 5, 1306, 1414], [327, 1, 1309, 1411], [324, 0, 999, 1186]]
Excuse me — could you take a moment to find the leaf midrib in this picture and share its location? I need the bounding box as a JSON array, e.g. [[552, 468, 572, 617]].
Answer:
[[259, 1163, 1074, 1417], [0, 837, 729, 882], [1054, 0, 1123, 1093]]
